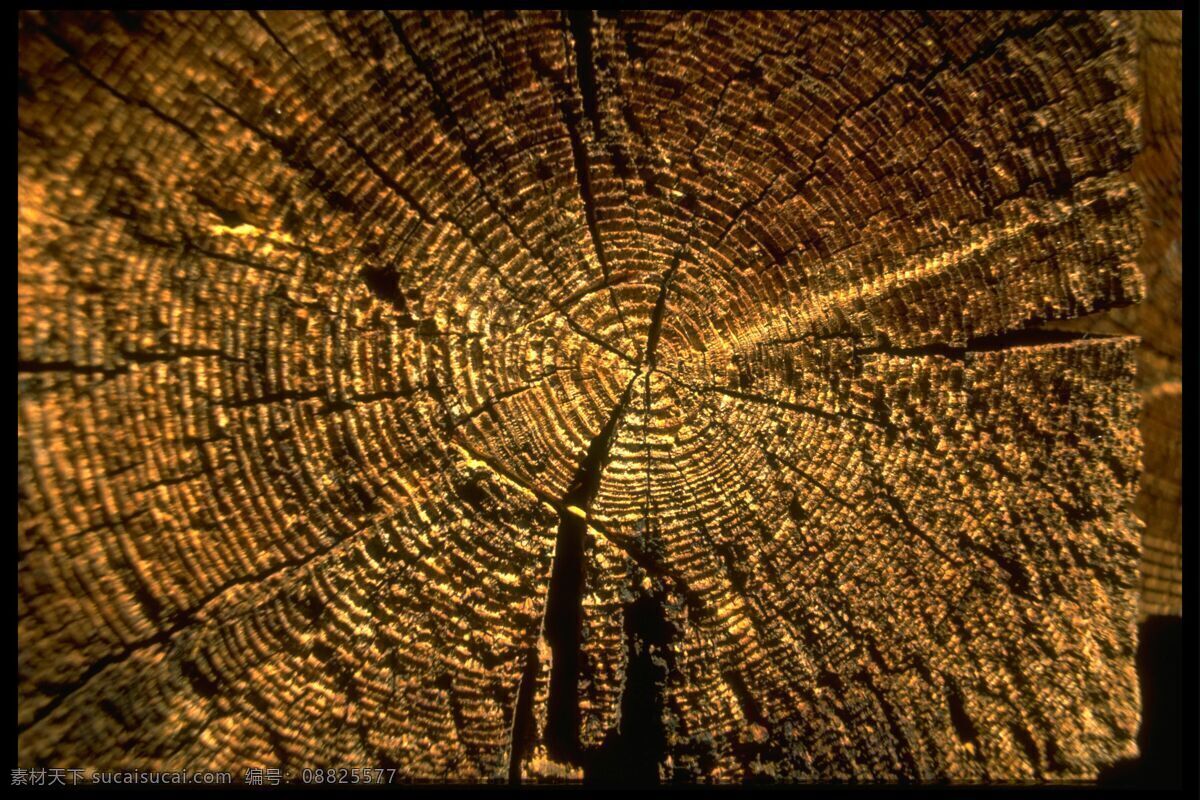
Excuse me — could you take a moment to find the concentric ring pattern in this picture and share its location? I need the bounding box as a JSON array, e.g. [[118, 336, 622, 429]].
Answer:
[[18, 11, 1144, 783]]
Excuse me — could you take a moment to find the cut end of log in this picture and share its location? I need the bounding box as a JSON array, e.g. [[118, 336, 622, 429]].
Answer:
[[18, 9, 1154, 785]]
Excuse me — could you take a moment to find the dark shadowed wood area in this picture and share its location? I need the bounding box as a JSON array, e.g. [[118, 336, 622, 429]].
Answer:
[[19, 10, 1156, 784]]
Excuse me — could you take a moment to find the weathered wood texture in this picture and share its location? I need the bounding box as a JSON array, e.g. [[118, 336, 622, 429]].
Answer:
[[19, 11, 1147, 783], [1051, 10, 1182, 617]]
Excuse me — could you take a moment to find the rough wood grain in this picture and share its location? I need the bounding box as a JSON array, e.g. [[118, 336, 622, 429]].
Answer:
[[18, 10, 1145, 783], [1050, 10, 1182, 617]]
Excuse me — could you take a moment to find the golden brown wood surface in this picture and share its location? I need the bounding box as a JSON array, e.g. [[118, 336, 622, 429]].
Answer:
[[1050, 10, 1182, 617], [18, 11, 1148, 783]]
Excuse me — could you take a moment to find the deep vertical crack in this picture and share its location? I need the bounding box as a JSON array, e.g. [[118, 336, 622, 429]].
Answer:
[[567, 10, 602, 138], [563, 250, 681, 785], [562, 10, 634, 350], [539, 373, 639, 769], [528, 18, 677, 775], [583, 589, 675, 785], [507, 648, 540, 784]]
